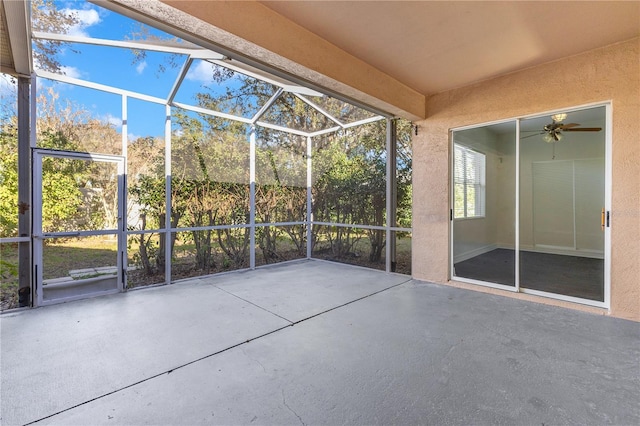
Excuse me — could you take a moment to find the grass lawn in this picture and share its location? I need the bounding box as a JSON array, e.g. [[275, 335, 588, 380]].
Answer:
[[2, 233, 411, 311], [1, 237, 118, 310], [42, 237, 118, 279], [1, 243, 21, 311]]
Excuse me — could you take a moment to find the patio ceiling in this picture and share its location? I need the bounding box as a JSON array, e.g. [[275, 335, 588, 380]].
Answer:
[[138, 0, 640, 119], [259, 1, 640, 96], [0, 0, 31, 76]]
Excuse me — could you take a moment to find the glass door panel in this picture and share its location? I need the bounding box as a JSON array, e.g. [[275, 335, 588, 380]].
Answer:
[[452, 122, 516, 287], [33, 150, 125, 306], [519, 107, 606, 301]]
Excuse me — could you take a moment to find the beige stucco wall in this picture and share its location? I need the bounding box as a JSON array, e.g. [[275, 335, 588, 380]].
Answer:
[[413, 38, 640, 321]]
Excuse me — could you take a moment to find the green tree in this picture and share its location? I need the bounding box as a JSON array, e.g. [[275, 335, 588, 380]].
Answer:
[[172, 110, 251, 270], [0, 116, 19, 237], [125, 61, 413, 275], [127, 136, 166, 275], [31, 0, 80, 73]]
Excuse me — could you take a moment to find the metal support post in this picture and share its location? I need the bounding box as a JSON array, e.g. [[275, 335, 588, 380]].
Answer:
[[164, 104, 172, 284], [306, 136, 313, 258], [385, 119, 398, 273], [17, 76, 32, 306], [250, 127, 256, 269]]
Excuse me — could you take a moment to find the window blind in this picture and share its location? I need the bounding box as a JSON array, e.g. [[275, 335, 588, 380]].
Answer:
[[454, 143, 485, 218]]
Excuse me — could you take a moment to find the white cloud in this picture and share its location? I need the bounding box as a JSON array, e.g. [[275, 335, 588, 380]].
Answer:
[[103, 113, 122, 129], [136, 61, 148, 75], [63, 7, 102, 37], [59, 66, 82, 79], [186, 61, 215, 83], [0, 74, 16, 93], [0, 75, 17, 115], [128, 133, 142, 142]]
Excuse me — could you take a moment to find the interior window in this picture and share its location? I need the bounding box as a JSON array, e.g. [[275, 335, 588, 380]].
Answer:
[[453, 143, 485, 219]]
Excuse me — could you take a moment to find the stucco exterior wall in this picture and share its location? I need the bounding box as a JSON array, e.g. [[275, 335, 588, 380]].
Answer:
[[413, 38, 640, 321]]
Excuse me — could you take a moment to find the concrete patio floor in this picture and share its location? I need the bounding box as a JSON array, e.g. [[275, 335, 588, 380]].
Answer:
[[1, 259, 638, 425]]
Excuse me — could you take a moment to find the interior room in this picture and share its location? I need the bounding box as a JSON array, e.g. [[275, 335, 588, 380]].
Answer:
[[452, 106, 607, 303]]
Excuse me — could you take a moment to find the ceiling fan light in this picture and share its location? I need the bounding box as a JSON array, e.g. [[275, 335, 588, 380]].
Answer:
[[555, 132, 563, 142], [543, 133, 554, 143], [551, 113, 568, 122]]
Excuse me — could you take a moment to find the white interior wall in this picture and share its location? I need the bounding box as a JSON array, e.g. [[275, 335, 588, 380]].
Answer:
[[495, 132, 517, 249], [518, 118, 605, 256], [452, 127, 500, 262], [454, 114, 605, 263]]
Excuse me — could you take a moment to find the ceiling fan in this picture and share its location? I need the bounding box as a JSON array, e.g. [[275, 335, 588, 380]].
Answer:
[[522, 113, 602, 142]]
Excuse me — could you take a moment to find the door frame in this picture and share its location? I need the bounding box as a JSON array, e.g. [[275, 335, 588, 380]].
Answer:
[[449, 101, 611, 310], [32, 149, 126, 307]]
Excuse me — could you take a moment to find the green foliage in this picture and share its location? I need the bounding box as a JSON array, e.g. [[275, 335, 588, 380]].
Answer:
[[311, 118, 412, 261], [125, 77, 413, 272], [0, 258, 18, 279], [38, 130, 90, 232], [5, 37, 412, 278], [1, 83, 126, 237], [0, 119, 19, 237], [0, 244, 19, 310], [312, 121, 389, 261], [0, 121, 85, 235]]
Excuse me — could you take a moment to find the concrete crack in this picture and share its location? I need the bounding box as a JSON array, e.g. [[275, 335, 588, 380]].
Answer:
[[241, 347, 267, 373], [281, 389, 305, 426], [215, 286, 294, 324]]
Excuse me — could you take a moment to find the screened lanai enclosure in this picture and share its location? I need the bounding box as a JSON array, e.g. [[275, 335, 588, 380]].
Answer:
[[0, 1, 412, 310]]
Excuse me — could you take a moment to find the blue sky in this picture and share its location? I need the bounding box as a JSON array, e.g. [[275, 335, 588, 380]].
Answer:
[[34, 0, 225, 140]]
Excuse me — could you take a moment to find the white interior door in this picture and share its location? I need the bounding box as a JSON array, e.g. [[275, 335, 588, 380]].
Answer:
[[532, 160, 575, 250], [33, 149, 125, 306], [532, 158, 605, 256]]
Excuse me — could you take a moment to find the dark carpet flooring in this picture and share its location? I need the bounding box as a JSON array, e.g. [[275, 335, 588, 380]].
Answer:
[[454, 248, 604, 302]]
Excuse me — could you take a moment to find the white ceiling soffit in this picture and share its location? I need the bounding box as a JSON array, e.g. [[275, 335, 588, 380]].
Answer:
[[1, 0, 32, 76], [260, 1, 640, 95]]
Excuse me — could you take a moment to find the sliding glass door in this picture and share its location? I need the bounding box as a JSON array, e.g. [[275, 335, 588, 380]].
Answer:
[[451, 121, 516, 288], [519, 107, 606, 302], [451, 104, 609, 307]]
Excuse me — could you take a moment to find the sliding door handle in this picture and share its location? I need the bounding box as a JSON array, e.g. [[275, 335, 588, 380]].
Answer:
[[601, 208, 605, 231]]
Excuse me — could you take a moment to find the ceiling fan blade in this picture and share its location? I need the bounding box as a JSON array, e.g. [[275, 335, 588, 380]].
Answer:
[[564, 127, 602, 132], [559, 123, 580, 129], [520, 132, 545, 139]]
